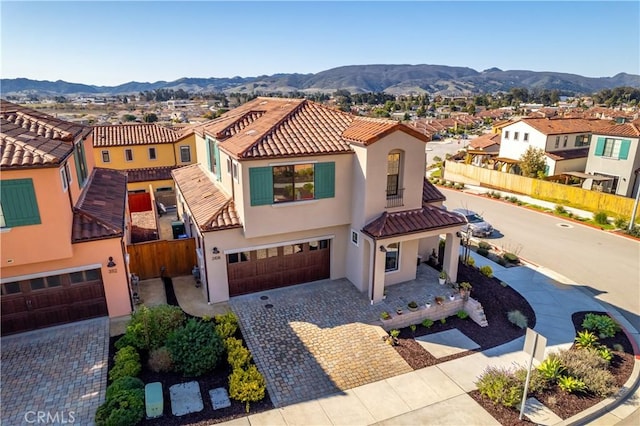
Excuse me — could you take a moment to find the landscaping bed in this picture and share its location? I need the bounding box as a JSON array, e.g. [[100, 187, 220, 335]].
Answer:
[[388, 263, 635, 424], [105, 308, 273, 426]]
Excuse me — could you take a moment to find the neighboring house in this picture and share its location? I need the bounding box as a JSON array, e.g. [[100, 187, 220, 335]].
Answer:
[[468, 133, 501, 166], [583, 121, 640, 198], [497, 117, 614, 176], [172, 97, 466, 305], [92, 123, 197, 196], [0, 100, 132, 335]]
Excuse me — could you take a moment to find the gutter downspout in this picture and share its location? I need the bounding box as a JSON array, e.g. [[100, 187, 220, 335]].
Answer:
[[201, 231, 211, 304], [121, 237, 134, 312]]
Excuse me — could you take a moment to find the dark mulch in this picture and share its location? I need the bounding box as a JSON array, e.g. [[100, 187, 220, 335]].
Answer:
[[108, 319, 274, 426], [391, 263, 636, 424], [394, 262, 536, 368]]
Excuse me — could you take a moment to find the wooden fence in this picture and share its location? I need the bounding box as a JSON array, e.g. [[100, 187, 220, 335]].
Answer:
[[127, 238, 197, 279], [444, 161, 636, 217]]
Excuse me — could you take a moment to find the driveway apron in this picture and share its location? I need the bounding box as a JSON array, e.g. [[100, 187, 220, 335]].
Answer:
[[229, 279, 412, 408], [1, 318, 109, 425]]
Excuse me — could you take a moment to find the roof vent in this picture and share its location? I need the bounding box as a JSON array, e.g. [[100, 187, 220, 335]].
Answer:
[[245, 130, 257, 135]]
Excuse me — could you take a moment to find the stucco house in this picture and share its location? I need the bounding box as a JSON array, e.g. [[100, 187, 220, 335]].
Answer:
[[92, 123, 196, 201], [0, 100, 132, 335], [583, 121, 640, 198], [172, 97, 465, 305], [497, 117, 613, 175]]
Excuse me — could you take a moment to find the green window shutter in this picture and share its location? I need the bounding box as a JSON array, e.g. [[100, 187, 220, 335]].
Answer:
[[594, 137, 605, 156], [214, 144, 221, 181], [1, 179, 41, 227], [249, 167, 273, 206], [619, 139, 631, 160], [205, 138, 212, 171], [315, 162, 335, 199], [73, 148, 82, 183]]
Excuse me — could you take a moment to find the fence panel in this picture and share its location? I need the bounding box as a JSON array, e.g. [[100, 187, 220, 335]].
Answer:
[[127, 238, 196, 279]]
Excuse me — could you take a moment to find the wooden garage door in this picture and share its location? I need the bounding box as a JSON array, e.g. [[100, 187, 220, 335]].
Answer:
[[1, 268, 108, 336], [228, 239, 330, 296]]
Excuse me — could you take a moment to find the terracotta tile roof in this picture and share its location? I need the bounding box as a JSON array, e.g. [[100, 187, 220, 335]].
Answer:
[[202, 97, 427, 160], [92, 123, 180, 147], [422, 178, 445, 204], [0, 99, 91, 169], [470, 133, 501, 149], [172, 164, 241, 231], [594, 123, 640, 138], [362, 205, 465, 239], [72, 168, 127, 242], [518, 117, 614, 135], [545, 148, 590, 161], [126, 166, 177, 183]]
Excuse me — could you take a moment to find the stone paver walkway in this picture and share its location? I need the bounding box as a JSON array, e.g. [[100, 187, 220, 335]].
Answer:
[[230, 279, 414, 408], [1, 318, 109, 425]]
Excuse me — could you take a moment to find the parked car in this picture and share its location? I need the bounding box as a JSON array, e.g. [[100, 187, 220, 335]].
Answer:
[[453, 208, 493, 237]]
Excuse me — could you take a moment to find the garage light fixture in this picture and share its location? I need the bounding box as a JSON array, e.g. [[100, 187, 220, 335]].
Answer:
[[107, 256, 116, 267], [212, 247, 220, 254], [379, 245, 387, 253]]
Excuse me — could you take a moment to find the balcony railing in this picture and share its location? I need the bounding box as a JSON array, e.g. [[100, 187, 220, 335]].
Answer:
[[386, 188, 404, 208]]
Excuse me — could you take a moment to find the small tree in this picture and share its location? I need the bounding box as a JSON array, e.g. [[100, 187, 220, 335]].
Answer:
[[143, 113, 158, 123], [519, 146, 546, 178]]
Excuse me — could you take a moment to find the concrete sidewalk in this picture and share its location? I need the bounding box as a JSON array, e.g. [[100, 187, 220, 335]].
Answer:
[[220, 252, 640, 426]]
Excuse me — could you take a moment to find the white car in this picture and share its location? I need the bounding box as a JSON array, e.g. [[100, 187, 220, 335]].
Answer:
[[453, 208, 494, 238]]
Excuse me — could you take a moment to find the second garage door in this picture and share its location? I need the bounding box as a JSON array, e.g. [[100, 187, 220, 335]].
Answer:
[[227, 239, 330, 296]]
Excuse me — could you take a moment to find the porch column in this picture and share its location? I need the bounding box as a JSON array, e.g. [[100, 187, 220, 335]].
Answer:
[[442, 232, 461, 283], [371, 243, 387, 303]]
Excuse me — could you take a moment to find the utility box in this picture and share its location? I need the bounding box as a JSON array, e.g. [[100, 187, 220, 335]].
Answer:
[[171, 221, 185, 239], [145, 382, 163, 419]]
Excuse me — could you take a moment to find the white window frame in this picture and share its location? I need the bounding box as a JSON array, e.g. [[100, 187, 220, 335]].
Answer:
[[523, 133, 529, 142], [384, 242, 400, 273], [351, 230, 359, 247], [101, 150, 110, 163], [227, 158, 232, 175], [563, 135, 568, 147], [232, 161, 239, 183], [514, 132, 519, 141], [504, 131, 510, 139], [554, 136, 560, 148], [125, 149, 133, 162], [179, 145, 191, 163]]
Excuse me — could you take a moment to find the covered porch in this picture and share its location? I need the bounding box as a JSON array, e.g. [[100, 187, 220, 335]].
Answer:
[[361, 205, 466, 304]]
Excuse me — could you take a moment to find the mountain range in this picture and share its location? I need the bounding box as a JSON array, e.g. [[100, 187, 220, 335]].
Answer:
[[2, 64, 639, 97]]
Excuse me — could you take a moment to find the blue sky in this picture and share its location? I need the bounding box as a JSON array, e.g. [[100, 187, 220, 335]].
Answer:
[[1, 1, 639, 86]]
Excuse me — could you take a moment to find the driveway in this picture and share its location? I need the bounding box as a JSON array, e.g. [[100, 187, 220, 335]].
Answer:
[[230, 279, 413, 408], [1, 318, 109, 425]]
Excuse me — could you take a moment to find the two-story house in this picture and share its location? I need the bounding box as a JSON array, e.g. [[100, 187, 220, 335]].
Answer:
[[498, 117, 614, 175], [0, 100, 132, 335], [172, 97, 465, 305], [583, 121, 640, 197], [92, 123, 196, 202]]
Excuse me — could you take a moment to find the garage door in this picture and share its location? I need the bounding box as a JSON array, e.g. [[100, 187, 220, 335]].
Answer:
[[227, 239, 330, 296], [1, 268, 108, 336]]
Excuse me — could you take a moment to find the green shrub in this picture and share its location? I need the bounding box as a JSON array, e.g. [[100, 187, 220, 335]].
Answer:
[[116, 304, 186, 351], [595, 346, 613, 363], [228, 343, 252, 370], [109, 346, 141, 382], [105, 376, 144, 401], [574, 330, 599, 349], [456, 310, 469, 319], [148, 346, 174, 373], [555, 205, 567, 215], [478, 241, 492, 250], [557, 348, 616, 397], [475, 367, 522, 408], [477, 248, 489, 257], [225, 336, 244, 353], [229, 365, 267, 413], [466, 256, 476, 267], [496, 257, 507, 266], [507, 196, 518, 203], [515, 367, 549, 393], [215, 321, 238, 340], [421, 318, 434, 328], [479, 265, 493, 278], [614, 217, 627, 229], [582, 313, 620, 338], [215, 311, 239, 327], [440, 318, 446, 325], [95, 389, 144, 426], [594, 211, 609, 225], [558, 375, 586, 393], [503, 252, 519, 263], [536, 355, 565, 381], [167, 318, 225, 377], [507, 310, 528, 329]]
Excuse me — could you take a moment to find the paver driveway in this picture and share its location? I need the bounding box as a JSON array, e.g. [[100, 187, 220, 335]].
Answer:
[[1, 318, 109, 425], [229, 279, 413, 408]]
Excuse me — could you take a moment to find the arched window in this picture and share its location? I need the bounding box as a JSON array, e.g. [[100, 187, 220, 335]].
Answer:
[[386, 151, 402, 196]]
